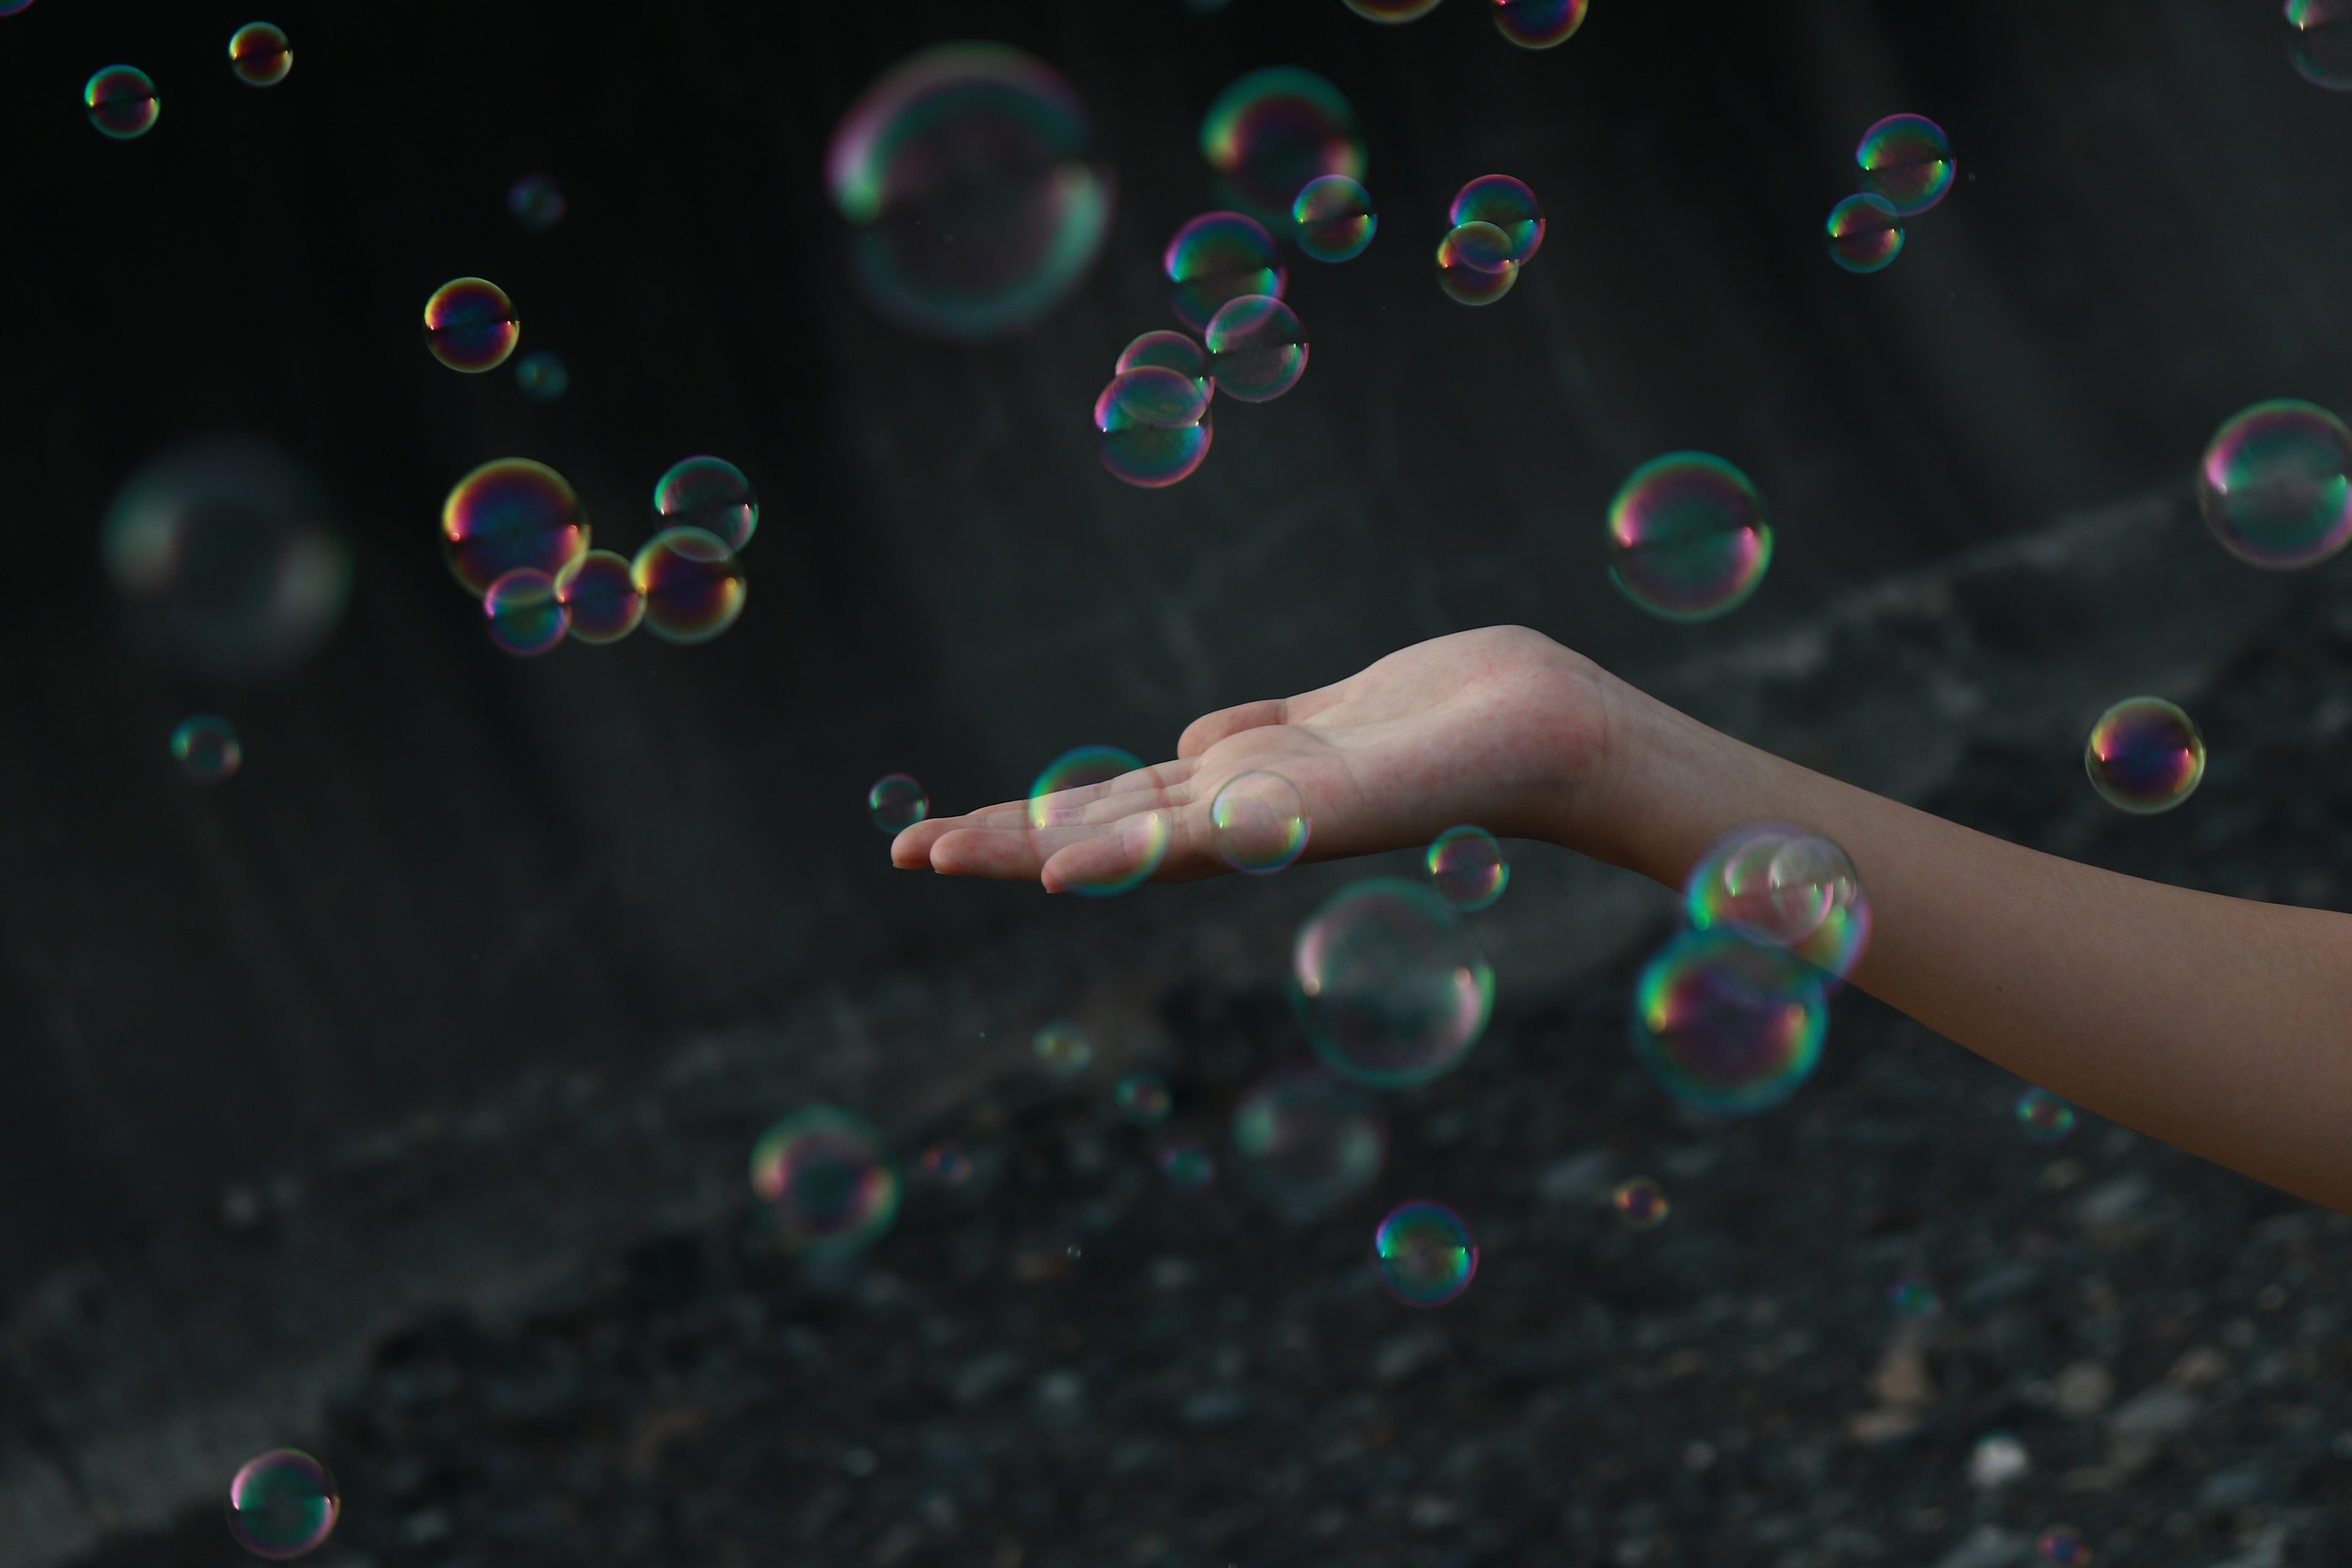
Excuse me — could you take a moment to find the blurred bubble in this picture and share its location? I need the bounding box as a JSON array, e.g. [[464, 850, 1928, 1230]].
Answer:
[[2288, 0, 2352, 87], [1607, 452, 1774, 622], [1164, 211, 1286, 334], [172, 715, 243, 785], [750, 1107, 900, 1256], [483, 568, 567, 657], [2084, 696, 2204, 814], [514, 350, 569, 402], [868, 773, 930, 834], [1450, 175, 1544, 265], [422, 277, 520, 373], [1231, 1064, 1386, 1219], [1969, 1431, 2030, 1489], [2016, 1087, 2078, 1145], [919, 1142, 973, 1186], [1206, 294, 1308, 402], [1494, 0, 1588, 47], [552, 549, 642, 644], [440, 458, 589, 598], [1200, 67, 1366, 225], [1611, 1175, 1670, 1231], [1095, 366, 1213, 489], [1294, 878, 1493, 1087], [827, 44, 1111, 342], [1115, 329, 1212, 399], [225, 1449, 338, 1560], [1436, 222, 1519, 306], [1210, 770, 1310, 872], [1026, 745, 1170, 896], [1, 2, 34, 16], [654, 456, 760, 552], [1631, 929, 1825, 1116], [508, 173, 567, 232], [1033, 1020, 1094, 1079], [85, 66, 158, 138], [1158, 1139, 1216, 1193], [1343, 0, 1443, 17], [1856, 114, 1954, 215], [1825, 193, 1904, 273], [1292, 175, 1376, 262], [1887, 1272, 1943, 1319], [1114, 1070, 1172, 1125], [2035, 1525, 2092, 1566], [2196, 399, 2352, 568], [633, 527, 746, 644], [1426, 825, 1509, 911], [228, 23, 290, 86], [1684, 823, 1871, 981], [1372, 1201, 1477, 1306]]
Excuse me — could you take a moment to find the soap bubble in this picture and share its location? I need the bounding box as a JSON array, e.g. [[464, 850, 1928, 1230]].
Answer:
[[1033, 1020, 1094, 1079], [1887, 1272, 1943, 1319], [1426, 825, 1508, 911], [1164, 211, 1285, 334], [1631, 929, 1826, 1116], [1494, 0, 1588, 47], [1436, 222, 1519, 306], [1825, 193, 1904, 273], [1025, 745, 1170, 896], [1231, 1065, 1385, 1219], [1210, 770, 1310, 872], [514, 350, 569, 401], [1969, 1432, 2030, 1489], [1684, 822, 1871, 981], [2196, 399, 2352, 568], [919, 1142, 973, 1186], [422, 277, 520, 373], [654, 456, 759, 552], [868, 774, 930, 833], [1, 2, 34, 16], [440, 458, 589, 598], [225, 1450, 339, 1560], [172, 715, 243, 785], [1856, 114, 1954, 215], [1094, 366, 1213, 489], [1158, 1139, 1216, 1193], [2016, 1087, 2078, 1145], [1205, 295, 1307, 402], [1607, 452, 1774, 622], [507, 173, 566, 232], [1199, 68, 1366, 226], [483, 568, 567, 656], [1292, 175, 1376, 262], [552, 550, 642, 644], [2288, 0, 2352, 88], [1114, 1070, 1172, 1126], [85, 66, 158, 139], [2035, 1525, 2091, 1566], [1115, 329, 1212, 399], [633, 527, 746, 644], [1343, 0, 1443, 17], [1449, 175, 1544, 266], [750, 1107, 901, 1256], [2084, 696, 2205, 814], [1293, 878, 1494, 1088], [1611, 1176, 1670, 1231], [1372, 1201, 1477, 1307], [827, 43, 1111, 342], [228, 23, 290, 86], [103, 436, 352, 682]]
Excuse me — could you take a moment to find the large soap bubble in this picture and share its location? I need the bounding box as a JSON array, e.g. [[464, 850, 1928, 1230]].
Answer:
[[1855, 115, 1954, 216], [1684, 822, 1871, 982], [749, 1106, 901, 1257], [1631, 929, 1826, 1116], [1199, 68, 1366, 226], [2288, 0, 2352, 88], [1231, 1065, 1386, 1220], [2196, 399, 2352, 569], [1293, 878, 1493, 1088], [1606, 452, 1774, 622]]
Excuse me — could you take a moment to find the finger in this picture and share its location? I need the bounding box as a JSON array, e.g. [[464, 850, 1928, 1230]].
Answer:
[[1027, 760, 1196, 827], [927, 824, 1049, 880], [889, 799, 1030, 867], [1039, 810, 1179, 895], [1177, 699, 1289, 758]]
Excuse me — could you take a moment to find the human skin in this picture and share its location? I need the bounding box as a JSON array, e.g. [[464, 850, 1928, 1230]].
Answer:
[[892, 625, 2352, 1213]]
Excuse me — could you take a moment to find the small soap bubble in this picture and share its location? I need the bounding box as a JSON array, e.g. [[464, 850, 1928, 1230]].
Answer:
[[919, 1142, 973, 1186], [1232, 1065, 1386, 1219], [1825, 193, 1904, 273], [0, 2, 34, 17], [172, 715, 243, 785], [1206, 294, 1308, 402], [1292, 175, 1376, 262], [1968, 1431, 2030, 1490], [1158, 1139, 1216, 1193], [1025, 745, 1170, 897], [1887, 1272, 1943, 1319], [1343, 0, 1444, 18], [633, 527, 747, 644], [2035, 1525, 2092, 1566], [868, 774, 930, 834], [2196, 399, 2352, 568], [441, 458, 589, 598], [1115, 330, 1212, 399], [1199, 68, 1366, 226], [1164, 212, 1286, 334], [507, 173, 567, 233], [750, 1107, 901, 1256], [1372, 1201, 1478, 1307], [2084, 696, 2205, 814], [225, 1449, 339, 1560], [1436, 222, 1518, 306], [1114, 1070, 1172, 1126], [2016, 1087, 2078, 1145], [1033, 1021, 1094, 1079], [1611, 1176, 1670, 1231], [228, 23, 290, 86], [2287, 0, 2352, 88], [654, 456, 760, 552], [514, 350, 569, 402], [483, 568, 568, 657], [1607, 452, 1774, 622], [1856, 114, 1954, 215], [85, 66, 158, 139], [552, 550, 642, 644], [1426, 825, 1508, 911], [1493, 0, 1588, 47], [1684, 822, 1871, 981], [1631, 928, 1826, 1117], [422, 277, 521, 373], [1095, 366, 1213, 489], [1210, 770, 1310, 873], [1294, 878, 1493, 1088], [1449, 176, 1544, 266]]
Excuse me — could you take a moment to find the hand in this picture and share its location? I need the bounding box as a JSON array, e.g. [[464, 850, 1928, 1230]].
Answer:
[[891, 626, 1613, 892]]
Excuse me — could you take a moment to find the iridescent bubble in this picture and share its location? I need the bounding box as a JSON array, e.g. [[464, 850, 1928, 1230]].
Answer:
[[103, 436, 352, 682], [1494, 0, 1588, 47], [1164, 211, 1286, 334], [2195, 399, 2352, 568], [1372, 1201, 1477, 1307], [1095, 366, 1213, 489], [1231, 1064, 1386, 1219], [1426, 825, 1508, 911], [2035, 1525, 2092, 1567], [633, 527, 746, 644], [1606, 452, 1774, 622], [1630, 928, 1826, 1117], [225, 1450, 338, 1561], [1158, 1139, 1216, 1193], [919, 1142, 973, 1186], [1205, 295, 1307, 403], [1114, 1069, 1172, 1126], [172, 715, 243, 785], [2016, 1087, 2078, 1146], [1887, 1272, 1943, 1319], [1436, 222, 1518, 306], [1025, 745, 1170, 897], [1293, 878, 1493, 1088], [1210, 769, 1310, 872], [1033, 1020, 1094, 1079], [1825, 193, 1904, 274], [514, 350, 569, 402], [422, 277, 520, 373], [483, 568, 567, 657], [228, 23, 290, 86], [0, 2, 34, 17], [869, 773, 930, 834], [1684, 822, 1871, 982], [750, 1107, 901, 1256], [1115, 329, 1212, 399], [1292, 175, 1376, 262], [654, 456, 760, 552], [440, 458, 589, 598], [508, 173, 566, 233], [1449, 175, 1544, 266], [1199, 68, 1367, 226], [1856, 114, 1954, 216], [1343, 0, 1444, 17], [552, 549, 642, 644], [1611, 1175, 1670, 1231], [85, 66, 158, 139], [2084, 696, 2205, 814], [827, 44, 1112, 342], [2288, 0, 2352, 88]]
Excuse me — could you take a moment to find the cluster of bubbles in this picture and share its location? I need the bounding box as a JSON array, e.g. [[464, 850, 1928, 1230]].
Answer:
[[226, 1449, 339, 1559], [173, 715, 243, 785], [1825, 114, 1953, 274], [1610, 1175, 1669, 1231], [748, 1107, 902, 1256], [1293, 878, 1494, 1087], [1438, 175, 1545, 307], [2082, 695, 2205, 814], [2286, 0, 2352, 89], [1606, 451, 1774, 622], [1371, 1200, 1479, 1306], [2015, 1087, 2078, 1145], [1426, 824, 1509, 910], [1341, 0, 1592, 50], [79, 21, 295, 137]]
